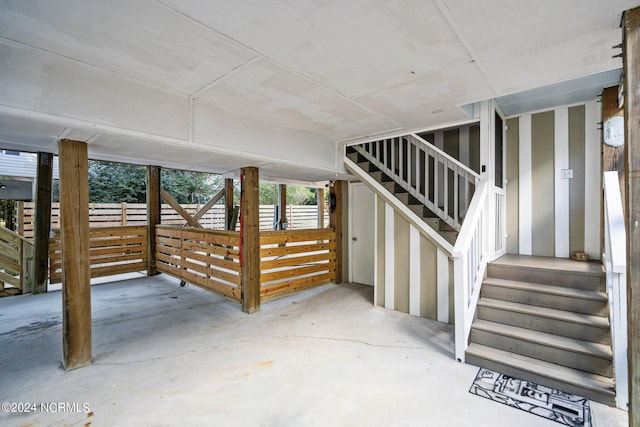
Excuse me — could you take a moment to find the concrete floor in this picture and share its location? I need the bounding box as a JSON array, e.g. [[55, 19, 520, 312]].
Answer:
[[0, 275, 628, 427]]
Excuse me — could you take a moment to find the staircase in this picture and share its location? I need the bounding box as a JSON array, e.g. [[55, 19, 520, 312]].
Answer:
[[345, 137, 478, 245], [465, 255, 615, 406]]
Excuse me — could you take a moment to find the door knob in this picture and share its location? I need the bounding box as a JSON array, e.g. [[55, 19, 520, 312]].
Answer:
[[352, 237, 358, 241]]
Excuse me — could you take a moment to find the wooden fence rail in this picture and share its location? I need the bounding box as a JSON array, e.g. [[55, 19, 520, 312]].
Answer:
[[49, 225, 147, 283], [260, 228, 337, 302], [0, 225, 33, 293], [19, 202, 327, 238], [155, 225, 242, 302]]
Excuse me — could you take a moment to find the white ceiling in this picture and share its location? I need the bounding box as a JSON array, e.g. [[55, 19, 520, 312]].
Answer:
[[0, 0, 635, 181]]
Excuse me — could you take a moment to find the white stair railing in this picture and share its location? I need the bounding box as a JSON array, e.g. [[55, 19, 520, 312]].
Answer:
[[452, 180, 489, 362], [352, 134, 480, 231], [603, 171, 628, 410]]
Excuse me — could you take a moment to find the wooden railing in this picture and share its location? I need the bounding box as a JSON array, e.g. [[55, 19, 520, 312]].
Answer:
[[452, 180, 489, 363], [49, 226, 147, 283], [19, 202, 327, 238], [603, 171, 628, 409], [353, 133, 480, 231], [260, 229, 336, 302], [0, 225, 33, 293], [155, 225, 241, 302]]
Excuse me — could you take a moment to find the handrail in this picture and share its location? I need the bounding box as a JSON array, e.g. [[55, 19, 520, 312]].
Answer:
[[453, 180, 489, 363], [411, 134, 480, 180], [603, 171, 628, 410], [452, 180, 488, 257], [353, 133, 479, 232]]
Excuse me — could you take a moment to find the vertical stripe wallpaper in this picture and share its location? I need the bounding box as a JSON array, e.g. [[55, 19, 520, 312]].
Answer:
[[375, 199, 453, 323], [506, 101, 601, 259]]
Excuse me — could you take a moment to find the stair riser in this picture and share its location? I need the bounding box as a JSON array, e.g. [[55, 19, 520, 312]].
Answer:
[[357, 162, 379, 174], [465, 354, 616, 407], [487, 265, 604, 292], [481, 285, 608, 316], [470, 329, 613, 377], [395, 193, 410, 204], [476, 306, 611, 344], [381, 181, 396, 193]]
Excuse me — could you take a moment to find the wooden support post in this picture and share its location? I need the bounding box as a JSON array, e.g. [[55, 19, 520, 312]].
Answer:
[[329, 181, 344, 283], [33, 152, 53, 294], [121, 202, 128, 226], [602, 86, 625, 256], [225, 178, 234, 230], [17, 201, 24, 235], [602, 86, 626, 184], [5, 201, 15, 232], [147, 166, 161, 276], [624, 6, 640, 421], [278, 184, 287, 229], [58, 139, 91, 370], [317, 188, 325, 228], [240, 167, 260, 313]]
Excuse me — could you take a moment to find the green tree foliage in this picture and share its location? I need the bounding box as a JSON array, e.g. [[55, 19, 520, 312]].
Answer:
[[51, 159, 321, 207], [54, 160, 224, 204], [258, 182, 318, 205], [161, 168, 223, 204], [88, 161, 147, 203]]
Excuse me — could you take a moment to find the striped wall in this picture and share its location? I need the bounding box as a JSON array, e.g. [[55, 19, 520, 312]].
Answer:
[[374, 194, 453, 323], [419, 123, 481, 174], [506, 101, 601, 259]]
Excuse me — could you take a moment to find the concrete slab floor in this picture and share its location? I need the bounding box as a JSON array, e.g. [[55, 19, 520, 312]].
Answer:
[[0, 276, 627, 427]]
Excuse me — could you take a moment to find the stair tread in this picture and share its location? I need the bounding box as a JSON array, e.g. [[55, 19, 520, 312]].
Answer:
[[472, 319, 612, 359], [490, 255, 604, 277], [466, 343, 615, 395], [482, 278, 607, 301], [478, 298, 610, 328]]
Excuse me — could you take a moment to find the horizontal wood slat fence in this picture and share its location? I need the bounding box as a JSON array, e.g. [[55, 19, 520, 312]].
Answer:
[[0, 225, 33, 293], [155, 225, 241, 302], [260, 229, 337, 302], [18, 202, 327, 238], [49, 225, 147, 284]]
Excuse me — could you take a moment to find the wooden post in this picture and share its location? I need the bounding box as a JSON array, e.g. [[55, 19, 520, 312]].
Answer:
[[624, 6, 640, 421], [602, 86, 625, 256], [278, 184, 287, 229], [317, 188, 325, 228], [17, 201, 24, 235], [33, 152, 53, 294], [329, 181, 344, 283], [225, 178, 234, 230], [121, 202, 128, 226], [58, 139, 91, 370], [240, 167, 260, 313], [147, 166, 161, 276], [5, 201, 15, 231], [602, 86, 625, 185]]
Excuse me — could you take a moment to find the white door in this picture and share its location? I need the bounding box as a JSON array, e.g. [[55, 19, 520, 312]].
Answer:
[[350, 183, 375, 286]]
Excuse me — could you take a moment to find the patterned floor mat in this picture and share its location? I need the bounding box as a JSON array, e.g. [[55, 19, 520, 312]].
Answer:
[[469, 368, 592, 426]]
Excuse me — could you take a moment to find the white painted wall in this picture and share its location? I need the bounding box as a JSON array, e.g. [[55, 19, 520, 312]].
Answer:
[[0, 41, 340, 177]]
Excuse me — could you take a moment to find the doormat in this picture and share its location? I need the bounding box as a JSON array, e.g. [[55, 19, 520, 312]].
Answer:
[[469, 368, 592, 427]]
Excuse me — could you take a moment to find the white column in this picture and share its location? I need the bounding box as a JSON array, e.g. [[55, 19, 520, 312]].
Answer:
[[584, 100, 602, 260], [409, 225, 421, 316], [554, 107, 570, 258], [384, 203, 395, 310], [519, 114, 533, 255], [437, 248, 449, 323]]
